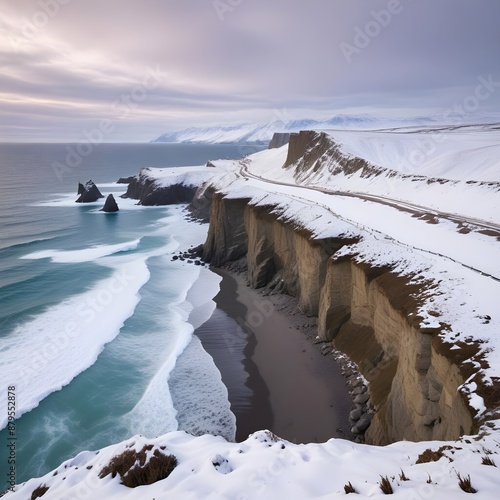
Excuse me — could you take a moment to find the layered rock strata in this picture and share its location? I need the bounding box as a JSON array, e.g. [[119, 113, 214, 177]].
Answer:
[[115, 130, 495, 445], [268, 132, 290, 149], [201, 193, 478, 445]]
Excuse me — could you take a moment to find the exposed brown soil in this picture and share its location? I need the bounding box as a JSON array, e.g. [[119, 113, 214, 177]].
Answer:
[[433, 335, 500, 425]]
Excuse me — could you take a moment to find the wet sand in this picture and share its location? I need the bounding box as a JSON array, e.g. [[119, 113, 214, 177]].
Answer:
[[195, 268, 352, 444]]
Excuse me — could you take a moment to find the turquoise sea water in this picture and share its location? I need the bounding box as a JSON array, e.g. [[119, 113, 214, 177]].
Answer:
[[0, 143, 258, 489]]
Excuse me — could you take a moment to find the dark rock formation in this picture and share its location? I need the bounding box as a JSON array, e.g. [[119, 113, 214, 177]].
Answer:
[[119, 173, 149, 200], [284, 131, 323, 168], [140, 184, 197, 206], [100, 194, 119, 212], [117, 175, 135, 184], [284, 131, 383, 181], [171, 245, 206, 266], [202, 193, 250, 267], [188, 184, 217, 222], [119, 169, 197, 206], [76, 180, 104, 203], [268, 132, 290, 149]]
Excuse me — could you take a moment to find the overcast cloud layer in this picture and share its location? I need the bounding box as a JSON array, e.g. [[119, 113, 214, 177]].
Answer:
[[1, 0, 499, 141]]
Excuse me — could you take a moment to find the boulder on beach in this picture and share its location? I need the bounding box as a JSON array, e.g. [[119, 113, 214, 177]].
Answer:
[[100, 194, 119, 212], [76, 180, 104, 203]]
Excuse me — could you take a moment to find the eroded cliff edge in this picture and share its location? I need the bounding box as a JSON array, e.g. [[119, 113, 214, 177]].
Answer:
[[201, 191, 486, 445], [117, 130, 499, 446]]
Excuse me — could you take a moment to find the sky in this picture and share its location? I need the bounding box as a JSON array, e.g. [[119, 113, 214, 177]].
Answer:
[[1, 0, 499, 142]]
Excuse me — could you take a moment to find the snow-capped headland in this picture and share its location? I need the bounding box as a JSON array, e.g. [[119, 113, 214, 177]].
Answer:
[[7, 123, 500, 499]]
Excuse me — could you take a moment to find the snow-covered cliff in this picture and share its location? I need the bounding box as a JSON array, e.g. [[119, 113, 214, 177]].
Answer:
[[7, 124, 500, 499]]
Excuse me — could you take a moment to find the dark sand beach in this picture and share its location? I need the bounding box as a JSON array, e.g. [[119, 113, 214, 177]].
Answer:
[[195, 268, 353, 444]]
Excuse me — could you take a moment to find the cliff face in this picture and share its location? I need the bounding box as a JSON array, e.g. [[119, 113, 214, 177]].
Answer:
[[268, 132, 291, 150], [319, 259, 473, 444], [203, 194, 476, 445], [203, 193, 250, 267], [188, 184, 216, 222], [283, 130, 385, 182], [121, 171, 197, 205]]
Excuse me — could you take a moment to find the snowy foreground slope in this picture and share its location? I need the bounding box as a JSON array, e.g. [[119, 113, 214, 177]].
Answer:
[[7, 430, 500, 499], [7, 125, 500, 499]]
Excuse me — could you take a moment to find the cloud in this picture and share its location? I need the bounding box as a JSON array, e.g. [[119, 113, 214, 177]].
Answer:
[[0, 0, 499, 141]]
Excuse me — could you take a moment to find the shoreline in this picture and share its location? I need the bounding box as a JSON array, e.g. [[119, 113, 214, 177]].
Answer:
[[195, 267, 353, 444]]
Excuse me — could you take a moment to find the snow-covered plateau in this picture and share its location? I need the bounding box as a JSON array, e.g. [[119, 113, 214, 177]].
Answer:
[[7, 124, 500, 499]]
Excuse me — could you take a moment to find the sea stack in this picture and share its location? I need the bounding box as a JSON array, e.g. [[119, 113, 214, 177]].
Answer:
[[100, 194, 119, 212], [76, 180, 104, 203]]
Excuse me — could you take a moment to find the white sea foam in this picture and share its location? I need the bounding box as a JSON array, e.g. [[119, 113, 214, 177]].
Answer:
[[21, 239, 142, 263], [98, 183, 126, 188], [120, 262, 202, 436], [2, 201, 231, 446], [178, 266, 222, 329], [120, 318, 193, 437], [170, 267, 236, 441], [157, 207, 209, 248], [170, 335, 236, 441], [120, 260, 232, 439], [0, 259, 150, 430]]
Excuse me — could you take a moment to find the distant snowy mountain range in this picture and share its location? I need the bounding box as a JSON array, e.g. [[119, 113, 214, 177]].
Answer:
[[152, 115, 380, 144], [151, 113, 500, 144]]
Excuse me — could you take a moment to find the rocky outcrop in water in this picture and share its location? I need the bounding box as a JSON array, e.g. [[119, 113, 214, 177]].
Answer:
[[76, 180, 104, 203], [120, 169, 198, 206], [171, 245, 205, 265], [117, 175, 135, 184], [100, 194, 119, 212]]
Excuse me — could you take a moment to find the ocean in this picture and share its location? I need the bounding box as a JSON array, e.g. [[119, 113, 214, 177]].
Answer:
[[0, 142, 261, 489]]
